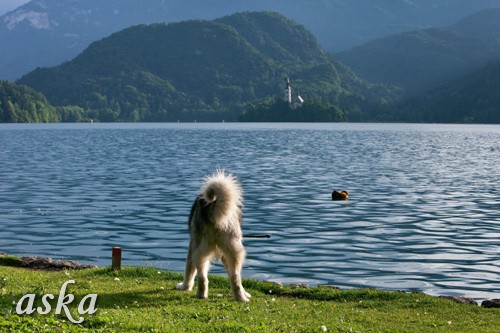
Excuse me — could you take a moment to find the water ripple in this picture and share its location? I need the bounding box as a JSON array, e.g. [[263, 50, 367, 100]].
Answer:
[[0, 123, 499, 301]]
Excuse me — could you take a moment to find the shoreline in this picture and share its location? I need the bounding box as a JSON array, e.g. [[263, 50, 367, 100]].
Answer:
[[1, 253, 498, 309]]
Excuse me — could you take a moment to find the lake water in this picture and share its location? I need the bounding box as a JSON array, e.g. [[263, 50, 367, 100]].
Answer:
[[0, 123, 499, 301]]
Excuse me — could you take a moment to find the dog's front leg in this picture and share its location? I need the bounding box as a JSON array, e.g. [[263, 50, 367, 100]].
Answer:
[[176, 242, 197, 291]]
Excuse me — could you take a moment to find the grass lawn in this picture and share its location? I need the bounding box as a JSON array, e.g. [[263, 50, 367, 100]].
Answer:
[[0, 256, 498, 332]]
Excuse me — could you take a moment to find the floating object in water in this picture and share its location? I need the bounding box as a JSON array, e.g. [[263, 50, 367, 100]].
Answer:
[[332, 190, 349, 201], [243, 234, 271, 239]]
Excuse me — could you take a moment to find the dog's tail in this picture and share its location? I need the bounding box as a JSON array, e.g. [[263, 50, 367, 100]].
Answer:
[[201, 171, 243, 229]]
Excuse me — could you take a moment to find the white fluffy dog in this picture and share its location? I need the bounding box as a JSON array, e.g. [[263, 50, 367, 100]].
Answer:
[[176, 171, 251, 302]]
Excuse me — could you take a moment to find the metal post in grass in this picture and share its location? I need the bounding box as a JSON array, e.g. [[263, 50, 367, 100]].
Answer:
[[112, 246, 122, 270]]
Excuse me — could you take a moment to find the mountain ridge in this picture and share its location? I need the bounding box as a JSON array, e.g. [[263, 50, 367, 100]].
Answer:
[[3, 0, 500, 80], [336, 7, 500, 94], [18, 11, 393, 122]]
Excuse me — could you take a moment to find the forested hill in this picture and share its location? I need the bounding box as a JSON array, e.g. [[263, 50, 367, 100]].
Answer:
[[0, 81, 94, 123], [0, 81, 58, 123], [215, 12, 328, 66], [400, 59, 500, 123], [17, 11, 394, 122]]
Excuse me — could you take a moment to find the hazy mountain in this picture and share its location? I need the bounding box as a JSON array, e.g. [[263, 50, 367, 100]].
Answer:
[[336, 7, 500, 94], [2, 0, 500, 80], [0, 1, 29, 16], [400, 58, 500, 123], [17, 12, 394, 122]]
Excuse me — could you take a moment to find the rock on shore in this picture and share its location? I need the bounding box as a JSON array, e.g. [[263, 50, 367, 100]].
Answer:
[[20, 256, 98, 270], [481, 299, 500, 308], [1, 253, 97, 270]]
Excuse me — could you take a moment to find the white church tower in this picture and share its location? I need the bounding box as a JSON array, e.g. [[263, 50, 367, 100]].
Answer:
[[284, 77, 304, 108], [284, 77, 292, 103]]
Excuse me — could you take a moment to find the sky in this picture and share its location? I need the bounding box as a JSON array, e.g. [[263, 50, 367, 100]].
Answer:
[[0, 0, 30, 15]]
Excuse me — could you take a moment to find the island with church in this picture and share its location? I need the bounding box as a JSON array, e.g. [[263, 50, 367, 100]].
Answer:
[[238, 77, 345, 122]]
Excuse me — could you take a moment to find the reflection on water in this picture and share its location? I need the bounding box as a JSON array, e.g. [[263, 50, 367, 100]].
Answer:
[[0, 123, 499, 300]]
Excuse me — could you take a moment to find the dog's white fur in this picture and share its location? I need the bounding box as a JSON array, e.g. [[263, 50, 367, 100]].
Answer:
[[176, 171, 251, 302]]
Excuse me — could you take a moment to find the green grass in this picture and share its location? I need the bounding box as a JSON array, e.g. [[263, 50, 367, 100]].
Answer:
[[0, 261, 498, 332]]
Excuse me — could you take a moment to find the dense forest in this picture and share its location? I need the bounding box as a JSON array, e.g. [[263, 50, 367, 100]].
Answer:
[[0, 81, 59, 123], [0, 81, 94, 123]]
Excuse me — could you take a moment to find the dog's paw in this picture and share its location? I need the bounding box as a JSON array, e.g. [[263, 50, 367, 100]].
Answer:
[[176, 282, 193, 291], [235, 294, 250, 302], [240, 287, 251, 298], [234, 290, 250, 302], [195, 292, 208, 299]]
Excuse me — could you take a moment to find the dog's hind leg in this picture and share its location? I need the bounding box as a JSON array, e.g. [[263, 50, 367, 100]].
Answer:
[[222, 244, 251, 302], [195, 256, 211, 299], [176, 241, 197, 291]]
